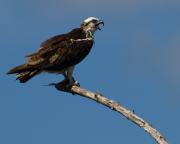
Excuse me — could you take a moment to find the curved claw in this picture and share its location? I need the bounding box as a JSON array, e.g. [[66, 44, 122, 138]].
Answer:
[[45, 78, 80, 94], [74, 81, 80, 87]]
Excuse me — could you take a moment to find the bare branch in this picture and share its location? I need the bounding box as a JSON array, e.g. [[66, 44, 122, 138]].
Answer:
[[53, 81, 168, 144]]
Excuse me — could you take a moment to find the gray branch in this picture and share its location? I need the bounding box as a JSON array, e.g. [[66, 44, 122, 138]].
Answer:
[[53, 81, 168, 144]]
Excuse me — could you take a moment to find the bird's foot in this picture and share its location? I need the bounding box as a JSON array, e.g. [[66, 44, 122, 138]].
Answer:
[[52, 79, 70, 91], [66, 80, 80, 89], [53, 79, 80, 94], [74, 80, 80, 87], [72, 77, 80, 87]]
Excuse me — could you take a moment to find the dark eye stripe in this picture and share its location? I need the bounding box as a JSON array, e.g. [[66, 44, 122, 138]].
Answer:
[[91, 19, 98, 23], [85, 22, 90, 26]]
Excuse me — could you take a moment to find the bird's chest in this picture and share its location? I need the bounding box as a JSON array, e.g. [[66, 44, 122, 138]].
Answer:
[[68, 39, 94, 64]]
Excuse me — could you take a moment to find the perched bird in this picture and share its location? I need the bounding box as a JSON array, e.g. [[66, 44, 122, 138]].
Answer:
[[7, 17, 104, 86]]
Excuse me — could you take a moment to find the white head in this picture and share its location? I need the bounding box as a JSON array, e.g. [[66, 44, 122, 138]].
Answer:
[[81, 17, 104, 35]]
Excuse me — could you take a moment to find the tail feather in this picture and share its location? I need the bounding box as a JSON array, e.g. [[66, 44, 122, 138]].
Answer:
[[16, 70, 40, 83], [7, 64, 34, 74], [7, 64, 40, 83]]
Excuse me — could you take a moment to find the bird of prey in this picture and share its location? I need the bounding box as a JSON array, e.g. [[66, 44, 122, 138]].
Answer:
[[7, 17, 104, 86]]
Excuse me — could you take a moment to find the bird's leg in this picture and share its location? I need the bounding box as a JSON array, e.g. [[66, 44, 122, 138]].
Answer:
[[67, 67, 74, 85], [67, 66, 77, 85], [61, 66, 80, 88], [62, 71, 68, 80], [66, 66, 80, 87]]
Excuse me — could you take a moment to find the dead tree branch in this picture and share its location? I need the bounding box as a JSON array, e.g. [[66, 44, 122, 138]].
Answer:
[[53, 81, 168, 144]]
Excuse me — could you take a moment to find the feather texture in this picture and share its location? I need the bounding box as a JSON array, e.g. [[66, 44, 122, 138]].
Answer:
[[7, 28, 94, 82]]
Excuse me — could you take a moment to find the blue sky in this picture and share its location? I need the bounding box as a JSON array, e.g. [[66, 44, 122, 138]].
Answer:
[[1, 0, 180, 143]]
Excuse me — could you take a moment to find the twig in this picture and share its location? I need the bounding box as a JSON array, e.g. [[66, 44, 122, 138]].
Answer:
[[53, 81, 168, 144]]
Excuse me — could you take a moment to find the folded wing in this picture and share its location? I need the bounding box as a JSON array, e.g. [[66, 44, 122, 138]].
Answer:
[[26, 28, 94, 72]]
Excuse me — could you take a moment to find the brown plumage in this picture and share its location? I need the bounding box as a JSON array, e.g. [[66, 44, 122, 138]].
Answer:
[[7, 17, 104, 84]]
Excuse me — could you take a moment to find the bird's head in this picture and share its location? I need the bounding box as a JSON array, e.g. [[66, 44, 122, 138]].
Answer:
[[81, 17, 104, 36]]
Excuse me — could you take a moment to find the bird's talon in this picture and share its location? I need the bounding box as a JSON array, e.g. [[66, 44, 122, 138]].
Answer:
[[74, 81, 80, 87]]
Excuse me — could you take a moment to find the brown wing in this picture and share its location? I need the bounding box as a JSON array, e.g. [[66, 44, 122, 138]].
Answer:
[[26, 28, 93, 71], [26, 28, 79, 65], [25, 34, 67, 64]]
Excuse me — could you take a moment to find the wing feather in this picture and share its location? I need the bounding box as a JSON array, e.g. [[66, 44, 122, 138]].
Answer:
[[26, 28, 93, 71]]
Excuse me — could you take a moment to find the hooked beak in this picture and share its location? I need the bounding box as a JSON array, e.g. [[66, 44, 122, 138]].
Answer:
[[96, 20, 104, 30]]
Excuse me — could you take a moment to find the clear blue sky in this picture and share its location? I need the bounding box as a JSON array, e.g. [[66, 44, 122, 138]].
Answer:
[[1, 0, 180, 143]]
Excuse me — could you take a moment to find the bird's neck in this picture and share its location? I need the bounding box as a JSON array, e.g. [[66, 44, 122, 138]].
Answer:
[[86, 30, 93, 38], [83, 28, 95, 39]]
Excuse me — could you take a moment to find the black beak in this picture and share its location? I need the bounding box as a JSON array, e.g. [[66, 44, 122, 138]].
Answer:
[[97, 20, 104, 30]]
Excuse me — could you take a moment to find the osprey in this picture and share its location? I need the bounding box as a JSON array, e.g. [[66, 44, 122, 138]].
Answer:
[[7, 17, 104, 86]]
